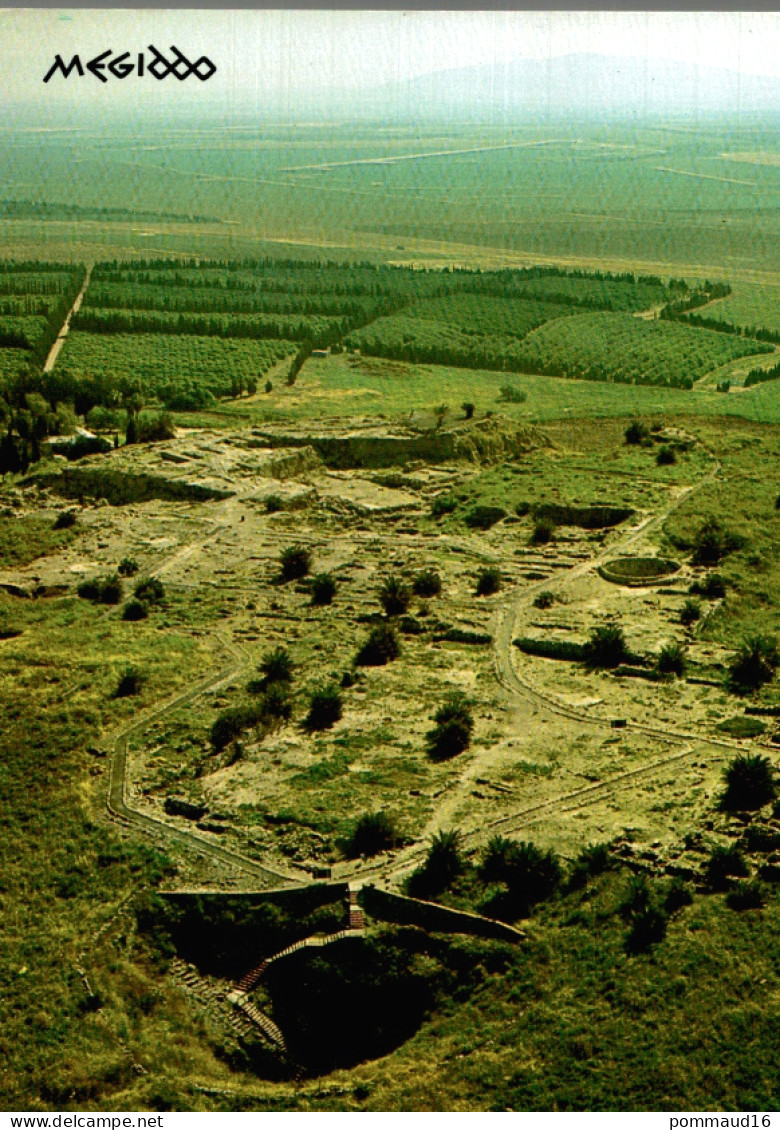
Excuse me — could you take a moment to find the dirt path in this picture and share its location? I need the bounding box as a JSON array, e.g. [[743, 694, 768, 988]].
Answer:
[[43, 264, 92, 373]]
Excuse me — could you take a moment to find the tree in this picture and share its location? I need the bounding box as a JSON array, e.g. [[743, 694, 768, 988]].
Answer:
[[624, 420, 649, 445], [656, 445, 676, 466], [378, 575, 411, 617], [134, 577, 165, 605], [114, 666, 145, 698], [530, 518, 555, 545], [729, 635, 779, 692], [279, 544, 312, 581], [304, 684, 343, 731], [721, 754, 776, 811], [461, 401, 475, 420], [258, 646, 293, 687], [656, 641, 686, 677], [407, 830, 464, 898], [680, 598, 701, 626], [691, 516, 741, 567]]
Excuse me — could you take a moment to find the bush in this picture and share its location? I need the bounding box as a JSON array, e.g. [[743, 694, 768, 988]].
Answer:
[[114, 666, 144, 698], [304, 685, 343, 731], [280, 544, 312, 581], [78, 574, 123, 605], [625, 906, 668, 953], [689, 573, 726, 598], [137, 411, 176, 444], [430, 495, 457, 519], [346, 812, 396, 858], [264, 379, 273, 394], [725, 879, 767, 911], [461, 401, 475, 419], [721, 754, 776, 811], [407, 830, 463, 898], [691, 516, 742, 567], [586, 624, 628, 668], [258, 647, 293, 687], [122, 599, 148, 622], [426, 692, 474, 761], [625, 420, 650, 445], [465, 505, 506, 530], [53, 510, 77, 530], [529, 518, 555, 545], [618, 874, 653, 920], [499, 383, 527, 404], [533, 590, 555, 610], [118, 557, 139, 577], [656, 445, 676, 466], [475, 567, 501, 596], [210, 704, 262, 751], [260, 682, 293, 721], [311, 572, 337, 606], [412, 569, 441, 598], [680, 598, 701, 625], [134, 577, 165, 605], [566, 842, 613, 890], [356, 623, 400, 666], [664, 878, 694, 914], [728, 635, 779, 692], [264, 494, 284, 514], [481, 838, 562, 905], [656, 641, 687, 677], [378, 575, 411, 617], [705, 844, 749, 889]]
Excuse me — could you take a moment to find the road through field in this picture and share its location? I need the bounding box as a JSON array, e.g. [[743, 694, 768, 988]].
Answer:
[[43, 264, 92, 373]]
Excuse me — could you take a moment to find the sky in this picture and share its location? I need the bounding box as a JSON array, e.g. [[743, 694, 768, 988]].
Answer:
[[4, 10, 780, 114]]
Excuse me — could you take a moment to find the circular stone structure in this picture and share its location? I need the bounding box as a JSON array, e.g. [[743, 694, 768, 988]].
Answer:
[[598, 556, 680, 586]]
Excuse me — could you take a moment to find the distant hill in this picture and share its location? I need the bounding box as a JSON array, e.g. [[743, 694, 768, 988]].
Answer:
[[336, 53, 780, 122]]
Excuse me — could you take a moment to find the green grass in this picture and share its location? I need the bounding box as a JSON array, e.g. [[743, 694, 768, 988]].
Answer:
[[0, 515, 78, 568]]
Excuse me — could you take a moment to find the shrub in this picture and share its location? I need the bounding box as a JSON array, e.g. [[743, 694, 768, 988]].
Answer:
[[618, 875, 653, 920], [476, 567, 501, 596], [726, 879, 767, 911], [311, 572, 337, 606], [721, 754, 776, 811], [122, 599, 148, 622], [465, 505, 506, 530], [304, 685, 343, 731], [431, 495, 457, 519], [258, 647, 293, 687], [77, 574, 123, 605], [729, 635, 779, 692], [664, 878, 694, 914], [260, 682, 293, 722], [378, 575, 411, 617], [114, 666, 144, 698], [461, 401, 475, 419], [356, 623, 400, 666], [656, 641, 686, 677], [264, 494, 284, 514], [134, 577, 165, 605], [407, 830, 464, 898], [533, 590, 555, 610], [680, 598, 701, 625], [691, 516, 741, 567], [264, 380, 273, 394], [280, 544, 312, 581], [118, 557, 139, 577], [210, 704, 262, 751], [433, 403, 449, 428], [705, 844, 749, 889], [690, 573, 726, 598], [53, 510, 77, 530], [529, 518, 555, 545], [412, 569, 441, 598], [586, 624, 628, 668], [499, 383, 527, 404], [427, 692, 474, 761], [340, 670, 355, 688], [656, 445, 676, 466], [625, 906, 668, 953], [481, 838, 562, 906], [346, 812, 396, 858], [137, 411, 176, 444], [625, 420, 650, 445]]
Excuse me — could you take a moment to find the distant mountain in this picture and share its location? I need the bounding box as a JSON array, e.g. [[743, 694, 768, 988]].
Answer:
[[334, 53, 780, 121]]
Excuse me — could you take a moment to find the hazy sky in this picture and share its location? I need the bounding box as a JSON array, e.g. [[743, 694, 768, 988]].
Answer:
[[4, 9, 780, 111]]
